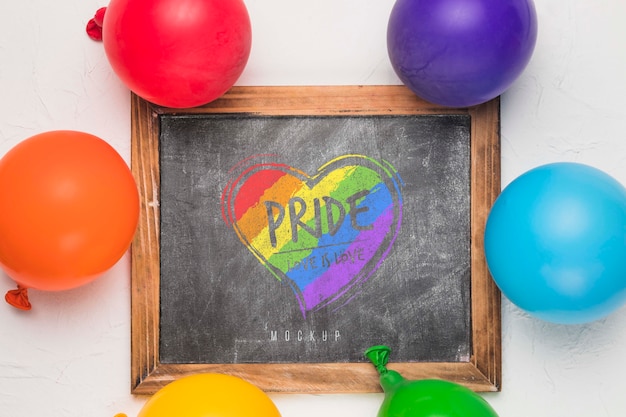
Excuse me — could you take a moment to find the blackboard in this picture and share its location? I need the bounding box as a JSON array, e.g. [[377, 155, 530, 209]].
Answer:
[[129, 85, 501, 395]]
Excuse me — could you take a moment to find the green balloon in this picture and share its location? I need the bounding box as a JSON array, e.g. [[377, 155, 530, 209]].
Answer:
[[365, 346, 499, 417]]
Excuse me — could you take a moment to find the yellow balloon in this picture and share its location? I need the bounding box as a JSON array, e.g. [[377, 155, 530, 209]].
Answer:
[[116, 373, 281, 417]]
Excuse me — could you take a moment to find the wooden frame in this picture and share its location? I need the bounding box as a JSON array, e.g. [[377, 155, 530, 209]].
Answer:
[[129, 85, 501, 395]]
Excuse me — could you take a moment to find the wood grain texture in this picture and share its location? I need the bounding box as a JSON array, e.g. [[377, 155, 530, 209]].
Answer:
[[468, 99, 502, 389], [130, 85, 501, 395]]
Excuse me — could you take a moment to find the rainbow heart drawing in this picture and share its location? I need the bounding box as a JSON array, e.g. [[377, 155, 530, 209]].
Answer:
[[222, 154, 403, 317]]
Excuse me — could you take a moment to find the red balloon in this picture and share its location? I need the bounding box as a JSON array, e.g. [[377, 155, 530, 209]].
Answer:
[[102, 0, 252, 108], [0, 131, 139, 310]]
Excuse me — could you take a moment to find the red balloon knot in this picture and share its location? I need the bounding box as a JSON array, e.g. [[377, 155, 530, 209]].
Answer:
[[5, 285, 32, 311], [86, 7, 107, 41]]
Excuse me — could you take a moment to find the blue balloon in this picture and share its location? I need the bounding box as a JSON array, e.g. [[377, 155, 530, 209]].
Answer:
[[387, 0, 538, 107], [484, 163, 626, 324]]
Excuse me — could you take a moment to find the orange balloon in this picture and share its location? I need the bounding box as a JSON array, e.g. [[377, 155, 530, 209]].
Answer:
[[0, 130, 139, 309], [116, 373, 281, 417]]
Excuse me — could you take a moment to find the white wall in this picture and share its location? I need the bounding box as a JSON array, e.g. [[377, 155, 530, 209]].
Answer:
[[1, 0, 626, 416]]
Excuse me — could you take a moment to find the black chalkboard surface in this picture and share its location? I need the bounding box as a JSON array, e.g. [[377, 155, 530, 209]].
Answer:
[[129, 86, 501, 395], [159, 113, 471, 364]]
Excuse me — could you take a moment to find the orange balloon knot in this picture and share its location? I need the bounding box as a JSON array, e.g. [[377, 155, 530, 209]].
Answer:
[[86, 7, 107, 41], [5, 285, 32, 311]]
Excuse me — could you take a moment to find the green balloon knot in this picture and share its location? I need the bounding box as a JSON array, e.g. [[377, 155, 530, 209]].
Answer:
[[365, 345, 391, 375]]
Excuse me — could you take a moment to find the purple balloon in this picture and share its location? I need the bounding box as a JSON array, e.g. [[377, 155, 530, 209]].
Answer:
[[388, 0, 538, 107]]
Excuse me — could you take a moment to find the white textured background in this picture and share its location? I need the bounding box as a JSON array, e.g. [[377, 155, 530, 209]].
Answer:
[[2, 0, 626, 416]]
